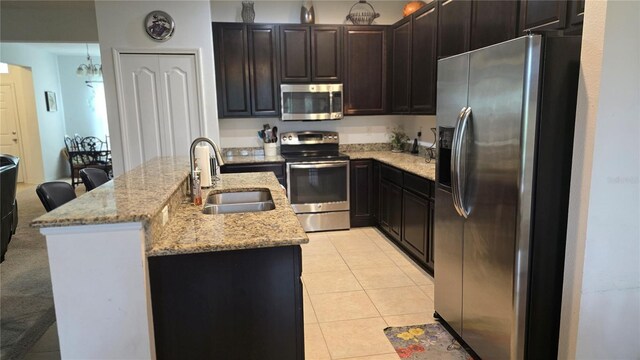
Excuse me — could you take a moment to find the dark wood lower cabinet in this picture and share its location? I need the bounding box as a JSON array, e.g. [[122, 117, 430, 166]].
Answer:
[[401, 189, 429, 263], [350, 160, 374, 227], [380, 179, 403, 243], [350, 160, 435, 273], [221, 162, 286, 188], [148, 246, 304, 360]]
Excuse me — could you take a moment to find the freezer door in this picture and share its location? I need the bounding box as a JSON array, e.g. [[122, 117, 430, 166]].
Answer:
[[434, 188, 464, 334], [434, 52, 469, 336], [436, 53, 470, 130], [461, 36, 539, 360]]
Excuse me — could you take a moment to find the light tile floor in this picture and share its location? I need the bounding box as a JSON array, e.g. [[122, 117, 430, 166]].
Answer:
[[302, 227, 437, 360], [24, 227, 436, 360]]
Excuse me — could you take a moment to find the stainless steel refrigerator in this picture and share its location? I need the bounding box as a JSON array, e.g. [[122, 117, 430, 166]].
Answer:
[[434, 34, 581, 359]]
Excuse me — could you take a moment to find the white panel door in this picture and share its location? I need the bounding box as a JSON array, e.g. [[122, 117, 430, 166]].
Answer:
[[158, 55, 201, 157], [118, 54, 202, 170], [0, 83, 25, 182]]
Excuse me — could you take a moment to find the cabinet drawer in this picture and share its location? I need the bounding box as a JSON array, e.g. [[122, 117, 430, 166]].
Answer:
[[403, 172, 434, 199], [380, 164, 403, 186], [221, 163, 285, 177]]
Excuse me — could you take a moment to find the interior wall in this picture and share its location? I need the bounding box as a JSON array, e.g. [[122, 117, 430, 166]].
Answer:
[[57, 55, 109, 139], [210, 0, 406, 24], [0, 44, 68, 181], [94, 1, 219, 176], [0, 1, 98, 42], [559, 0, 640, 358]]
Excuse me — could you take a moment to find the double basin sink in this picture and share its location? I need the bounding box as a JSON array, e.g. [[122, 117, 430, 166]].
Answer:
[[202, 189, 275, 215]]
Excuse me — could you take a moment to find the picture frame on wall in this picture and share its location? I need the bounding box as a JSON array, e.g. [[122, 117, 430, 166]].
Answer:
[[45, 91, 57, 112]]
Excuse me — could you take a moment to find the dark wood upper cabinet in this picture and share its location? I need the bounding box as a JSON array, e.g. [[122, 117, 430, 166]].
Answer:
[[280, 25, 311, 83], [519, 0, 568, 33], [213, 23, 250, 117], [344, 26, 389, 115], [470, 0, 518, 50], [391, 17, 412, 113], [567, 0, 585, 29], [280, 25, 342, 83], [311, 26, 342, 82], [411, 2, 438, 114], [438, 0, 472, 59], [247, 25, 280, 116], [213, 23, 279, 118]]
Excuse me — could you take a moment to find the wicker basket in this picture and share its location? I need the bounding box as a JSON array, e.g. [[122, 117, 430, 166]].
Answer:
[[346, 0, 380, 25]]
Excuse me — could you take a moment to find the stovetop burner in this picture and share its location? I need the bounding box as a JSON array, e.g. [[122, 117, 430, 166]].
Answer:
[[279, 131, 349, 162]]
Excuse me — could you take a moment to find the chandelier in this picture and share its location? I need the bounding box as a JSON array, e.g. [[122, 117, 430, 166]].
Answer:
[[76, 44, 102, 78]]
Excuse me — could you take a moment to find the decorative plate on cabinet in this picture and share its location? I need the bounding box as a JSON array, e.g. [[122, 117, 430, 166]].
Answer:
[[145, 10, 175, 41]]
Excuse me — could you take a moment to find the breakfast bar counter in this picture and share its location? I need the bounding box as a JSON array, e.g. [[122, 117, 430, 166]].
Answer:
[[31, 157, 308, 359]]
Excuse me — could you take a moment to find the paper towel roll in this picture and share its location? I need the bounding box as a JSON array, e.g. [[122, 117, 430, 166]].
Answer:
[[194, 145, 212, 187]]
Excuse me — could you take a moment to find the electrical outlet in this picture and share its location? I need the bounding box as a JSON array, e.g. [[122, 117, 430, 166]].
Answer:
[[162, 205, 169, 226]]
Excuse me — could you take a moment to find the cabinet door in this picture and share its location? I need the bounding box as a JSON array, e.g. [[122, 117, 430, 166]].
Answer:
[[470, 0, 518, 50], [411, 2, 438, 114], [280, 25, 311, 83], [567, 0, 584, 28], [391, 17, 412, 113], [438, 0, 472, 59], [372, 161, 381, 224], [427, 198, 435, 270], [388, 182, 403, 242], [350, 160, 373, 227], [519, 0, 568, 33], [401, 189, 429, 264], [248, 25, 280, 116], [213, 23, 251, 117], [221, 163, 286, 188], [344, 26, 389, 115], [312, 26, 342, 82], [381, 179, 402, 242]]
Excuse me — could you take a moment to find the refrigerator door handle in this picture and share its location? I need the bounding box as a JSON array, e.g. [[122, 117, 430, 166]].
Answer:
[[451, 106, 467, 217], [453, 107, 472, 218]]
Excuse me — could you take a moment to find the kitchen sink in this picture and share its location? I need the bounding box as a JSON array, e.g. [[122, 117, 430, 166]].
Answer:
[[202, 190, 275, 214]]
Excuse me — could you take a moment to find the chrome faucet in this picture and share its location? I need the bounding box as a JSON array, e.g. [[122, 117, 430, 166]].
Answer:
[[189, 137, 225, 188]]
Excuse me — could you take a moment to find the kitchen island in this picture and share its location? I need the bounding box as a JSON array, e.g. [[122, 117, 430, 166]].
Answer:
[[32, 157, 308, 359]]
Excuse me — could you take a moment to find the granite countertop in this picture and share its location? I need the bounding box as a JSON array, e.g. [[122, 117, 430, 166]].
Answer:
[[346, 151, 436, 181], [220, 149, 436, 181], [148, 172, 308, 257], [32, 157, 190, 228]]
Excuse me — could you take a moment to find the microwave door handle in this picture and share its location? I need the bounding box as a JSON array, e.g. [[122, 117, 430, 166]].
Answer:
[[451, 106, 467, 218], [454, 107, 472, 218], [329, 91, 333, 115]]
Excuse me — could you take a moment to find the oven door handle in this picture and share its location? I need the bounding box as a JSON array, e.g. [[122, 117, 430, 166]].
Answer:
[[289, 161, 349, 170]]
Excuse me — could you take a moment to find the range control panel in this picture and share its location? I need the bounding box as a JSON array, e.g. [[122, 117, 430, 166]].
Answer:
[[280, 131, 339, 145]]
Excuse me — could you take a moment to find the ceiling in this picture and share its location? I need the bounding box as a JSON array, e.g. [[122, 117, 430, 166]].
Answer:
[[25, 43, 101, 57]]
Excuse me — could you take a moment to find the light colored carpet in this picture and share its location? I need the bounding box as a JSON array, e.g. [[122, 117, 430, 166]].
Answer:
[[0, 183, 83, 360]]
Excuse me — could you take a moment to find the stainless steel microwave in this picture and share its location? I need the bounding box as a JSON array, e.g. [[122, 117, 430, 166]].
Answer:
[[280, 84, 343, 121]]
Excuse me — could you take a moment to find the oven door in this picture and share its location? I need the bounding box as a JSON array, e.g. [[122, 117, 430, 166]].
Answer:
[[286, 160, 350, 213]]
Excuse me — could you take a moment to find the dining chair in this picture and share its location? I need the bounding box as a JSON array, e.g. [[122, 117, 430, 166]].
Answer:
[[36, 182, 77, 212], [79, 168, 110, 191]]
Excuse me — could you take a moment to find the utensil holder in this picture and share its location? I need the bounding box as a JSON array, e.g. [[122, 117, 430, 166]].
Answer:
[[264, 142, 277, 157]]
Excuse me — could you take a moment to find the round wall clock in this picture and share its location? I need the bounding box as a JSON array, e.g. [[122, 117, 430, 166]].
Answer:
[[145, 11, 175, 41]]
